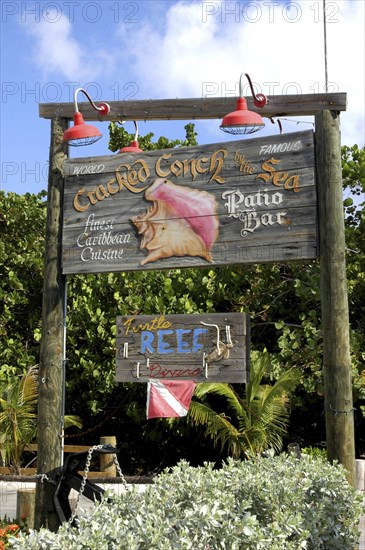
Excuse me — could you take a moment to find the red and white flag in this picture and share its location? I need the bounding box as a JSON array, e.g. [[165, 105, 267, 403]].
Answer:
[[146, 379, 196, 419]]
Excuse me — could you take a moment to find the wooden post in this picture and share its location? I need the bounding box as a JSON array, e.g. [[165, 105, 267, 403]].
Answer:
[[99, 436, 117, 477], [34, 116, 68, 530], [315, 110, 356, 486], [17, 489, 36, 529]]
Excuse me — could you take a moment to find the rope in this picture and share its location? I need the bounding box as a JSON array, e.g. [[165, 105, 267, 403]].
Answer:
[[200, 321, 221, 354], [225, 325, 233, 347]]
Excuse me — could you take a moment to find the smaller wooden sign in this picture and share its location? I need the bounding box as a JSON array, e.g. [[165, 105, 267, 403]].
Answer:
[[116, 313, 249, 383]]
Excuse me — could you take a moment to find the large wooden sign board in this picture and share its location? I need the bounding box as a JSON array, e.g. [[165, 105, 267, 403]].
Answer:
[[115, 313, 249, 383], [62, 130, 317, 274]]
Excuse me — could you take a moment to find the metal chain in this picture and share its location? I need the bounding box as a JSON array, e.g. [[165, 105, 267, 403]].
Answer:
[[35, 473, 56, 485], [25, 445, 127, 526], [113, 454, 127, 486], [68, 444, 104, 525], [68, 444, 127, 525]]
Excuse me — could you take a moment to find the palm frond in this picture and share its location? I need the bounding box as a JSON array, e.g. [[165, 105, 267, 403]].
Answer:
[[0, 366, 39, 466], [189, 401, 243, 457], [245, 352, 268, 404], [187, 351, 300, 458], [0, 366, 82, 468], [194, 383, 244, 416], [64, 415, 83, 429], [20, 365, 38, 404]]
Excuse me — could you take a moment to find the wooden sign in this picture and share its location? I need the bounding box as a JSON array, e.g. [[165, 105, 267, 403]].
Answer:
[[62, 130, 317, 274], [115, 313, 249, 383]]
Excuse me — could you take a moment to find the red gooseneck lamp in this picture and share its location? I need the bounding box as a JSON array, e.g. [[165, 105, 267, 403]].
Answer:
[[220, 73, 267, 135], [63, 88, 110, 147]]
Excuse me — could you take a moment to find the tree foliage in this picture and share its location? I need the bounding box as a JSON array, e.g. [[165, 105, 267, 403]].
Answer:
[[342, 144, 365, 226], [0, 366, 38, 471], [342, 145, 365, 421], [0, 191, 46, 381], [189, 351, 300, 457], [108, 121, 198, 152], [0, 365, 82, 471]]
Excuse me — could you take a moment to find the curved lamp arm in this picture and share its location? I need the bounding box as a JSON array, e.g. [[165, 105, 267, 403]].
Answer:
[[73, 87, 110, 116], [239, 73, 267, 108], [118, 120, 139, 142], [117, 120, 143, 153]]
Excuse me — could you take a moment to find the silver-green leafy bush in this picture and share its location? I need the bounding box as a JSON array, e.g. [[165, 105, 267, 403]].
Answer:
[[10, 454, 364, 550]]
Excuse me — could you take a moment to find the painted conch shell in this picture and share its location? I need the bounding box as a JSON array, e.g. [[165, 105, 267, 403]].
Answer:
[[131, 178, 219, 265]]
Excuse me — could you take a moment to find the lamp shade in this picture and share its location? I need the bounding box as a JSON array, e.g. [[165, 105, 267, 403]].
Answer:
[[63, 112, 103, 146], [119, 140, 143, 153], [220, 97, 265, 135]]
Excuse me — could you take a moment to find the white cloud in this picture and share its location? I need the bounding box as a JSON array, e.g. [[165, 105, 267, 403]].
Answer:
[[20, 0, 364, 147], [117, 0, 364, 146], [23, 10, 114, 81]]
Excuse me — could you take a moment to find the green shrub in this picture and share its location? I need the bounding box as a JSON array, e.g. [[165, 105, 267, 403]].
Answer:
[[10, 454, 363, 549], [301, 446, 327, 461]]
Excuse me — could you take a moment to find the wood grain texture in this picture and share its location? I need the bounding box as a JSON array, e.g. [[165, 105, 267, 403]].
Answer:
[[62, 131, 318, 274], [315, 110, 355, 486], [35, 117, 68, 531], [116, 312, 249, 383], [39, 93, 347, 120]]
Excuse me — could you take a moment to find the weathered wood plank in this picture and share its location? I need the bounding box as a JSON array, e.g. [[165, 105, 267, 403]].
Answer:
[[62, 237, 318, 275], [62, 131, 318, 274], [115, 312, 249, 383], [39, 93, 347, 120], [0, 467, 39, 476], [24, 444, 93, 453], [62, 129, 315, 178], [0, 467, 118, 477]]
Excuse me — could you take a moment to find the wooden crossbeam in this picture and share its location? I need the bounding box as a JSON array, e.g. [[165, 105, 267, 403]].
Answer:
[[24, 443, 92, 453], [39, 93, 347, 121]]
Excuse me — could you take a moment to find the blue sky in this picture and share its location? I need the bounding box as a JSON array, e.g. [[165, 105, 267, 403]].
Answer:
[[1, 0, 364, 195]]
